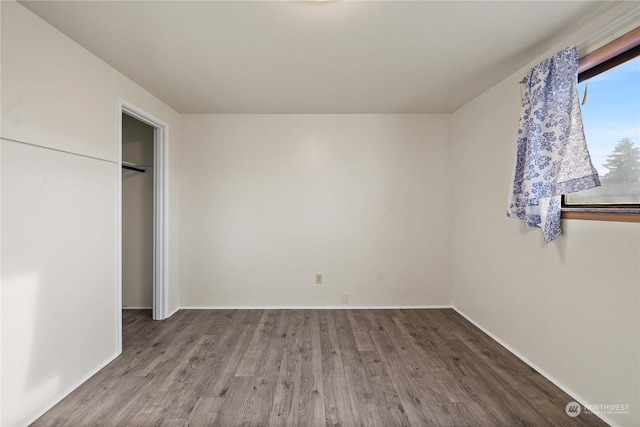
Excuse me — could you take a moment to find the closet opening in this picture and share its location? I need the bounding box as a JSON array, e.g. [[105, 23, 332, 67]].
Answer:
[[118, 100, 169, 352]]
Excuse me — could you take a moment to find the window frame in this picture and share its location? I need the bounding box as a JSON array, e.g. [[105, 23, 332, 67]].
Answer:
[[560, 27, 640, 223]]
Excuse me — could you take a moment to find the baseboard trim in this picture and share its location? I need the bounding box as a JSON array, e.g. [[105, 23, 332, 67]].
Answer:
[[451, 307, 618, 427], [123, 306, 152, 309], [167, 306, 180, 318], [23, 352, 120, 427], [180, 305, 453, 310]]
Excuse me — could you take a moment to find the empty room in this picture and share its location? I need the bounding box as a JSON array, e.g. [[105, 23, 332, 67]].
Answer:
[[1, 0, 639, 426]]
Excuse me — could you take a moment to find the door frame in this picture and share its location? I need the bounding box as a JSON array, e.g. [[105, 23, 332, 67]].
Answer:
[[117, 99, 170, 351]]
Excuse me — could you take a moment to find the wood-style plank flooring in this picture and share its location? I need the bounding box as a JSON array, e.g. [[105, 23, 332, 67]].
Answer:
[[33, 309, 609, 426]]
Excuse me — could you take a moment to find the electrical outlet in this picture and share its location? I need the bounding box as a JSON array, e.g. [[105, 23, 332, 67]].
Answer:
[[341, 294, 348, 304], [315, 273, 323, 285]]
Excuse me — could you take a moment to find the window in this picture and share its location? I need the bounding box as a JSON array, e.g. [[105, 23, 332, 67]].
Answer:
[[561, 27, 640, 222]]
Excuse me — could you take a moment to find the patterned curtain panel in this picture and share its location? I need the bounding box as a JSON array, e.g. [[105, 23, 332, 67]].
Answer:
[[507, 46, 600, 243]]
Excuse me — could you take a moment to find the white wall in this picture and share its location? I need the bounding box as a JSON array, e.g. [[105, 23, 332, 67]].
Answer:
[[450, 7, 640, 427], [0, 2, 181, 425], [122, 115, 154, 308], [181, 114, 451, 307]]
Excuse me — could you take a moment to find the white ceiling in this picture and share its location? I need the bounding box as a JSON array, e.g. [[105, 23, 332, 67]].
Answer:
[[20, 1, 612, 114]]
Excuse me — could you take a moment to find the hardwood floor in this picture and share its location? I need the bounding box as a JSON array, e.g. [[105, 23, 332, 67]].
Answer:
[[33, 309, 608, 426]]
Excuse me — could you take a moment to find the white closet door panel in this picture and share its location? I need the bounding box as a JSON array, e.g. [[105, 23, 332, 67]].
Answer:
[[1, 139, 118, 427]]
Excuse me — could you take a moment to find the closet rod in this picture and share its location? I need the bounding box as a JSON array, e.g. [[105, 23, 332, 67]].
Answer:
[[122, 164, 145, 173]]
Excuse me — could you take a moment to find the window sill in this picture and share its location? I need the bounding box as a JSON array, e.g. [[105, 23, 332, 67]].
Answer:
[[561, 207, 640, 223]]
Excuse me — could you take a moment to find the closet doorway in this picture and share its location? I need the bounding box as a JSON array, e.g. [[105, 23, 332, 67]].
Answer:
[[122, 114, 154, 312], [118, 100, 169, 351]]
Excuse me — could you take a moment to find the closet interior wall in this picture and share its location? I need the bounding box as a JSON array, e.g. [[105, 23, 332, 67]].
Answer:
[[122, 113, 155, 309]]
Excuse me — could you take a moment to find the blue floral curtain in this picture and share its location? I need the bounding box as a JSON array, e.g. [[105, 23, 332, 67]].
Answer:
[[507, 46, 600, 243]]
